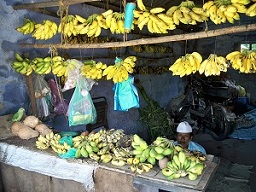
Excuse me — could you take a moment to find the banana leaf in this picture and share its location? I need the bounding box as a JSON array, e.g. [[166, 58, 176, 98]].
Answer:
[[135, 79, 175, 141]]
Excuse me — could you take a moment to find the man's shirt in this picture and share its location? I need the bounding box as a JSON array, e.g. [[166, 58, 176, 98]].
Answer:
[[174, 141, 206, 154]]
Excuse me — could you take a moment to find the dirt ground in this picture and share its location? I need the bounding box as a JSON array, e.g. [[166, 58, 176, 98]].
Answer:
[[193, 132, 256, 192]]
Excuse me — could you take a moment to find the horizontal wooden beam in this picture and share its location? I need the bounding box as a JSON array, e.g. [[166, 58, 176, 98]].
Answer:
[[19, 24, 256, 49], [13, 0, 102, 10]]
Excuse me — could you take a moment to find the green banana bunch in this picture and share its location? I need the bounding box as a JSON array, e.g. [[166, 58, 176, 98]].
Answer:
[[161, 150, 205, 181], [169, 52, 202, 77], [199, 54, 229, 76], [32, 57, 52, 75], [12, 53, 34, 76], [81, 60, 107, 80], [33, 20, 57, 40], [16, 18, 36, 35]]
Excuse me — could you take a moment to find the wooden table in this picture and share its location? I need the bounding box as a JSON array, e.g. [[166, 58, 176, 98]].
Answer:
[[0, 136, 218, 192]]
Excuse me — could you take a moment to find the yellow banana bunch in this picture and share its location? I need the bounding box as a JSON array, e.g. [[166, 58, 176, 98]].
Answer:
[[104, 12, 125, 34], [129, 162, 153, 174], [80, 60, 107, 80], [102, 56, 137, 83], [199, 54, 229, 76], [84, 14, 102, 37], [12, 53, 34, 76], [166, 1, 208, 26], [58, 15, 80, 37], [246, 3, 256, 17], [33, 20, 57, 40], [226, 50, 256, 73], [16, 18, 36, 35], [36, 132, 60, 151], [51, 58, 69, 77], [203, 0, 248, 24], [136, 0, 147, 11], [169, 52, 202, 77], [134, 7, 175, 33]]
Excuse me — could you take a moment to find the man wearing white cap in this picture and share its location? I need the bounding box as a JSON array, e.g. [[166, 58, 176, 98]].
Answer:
[[174, 121, 206, 154]]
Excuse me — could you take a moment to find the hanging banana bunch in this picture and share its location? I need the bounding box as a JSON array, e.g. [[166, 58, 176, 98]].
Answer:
[[199, 54, 229, 76], [11, 53, 34, 76], [166, 1, 208, 26], [80, 60, 107, 80], [203, 0, 250, 24], [32, 20, 58, 40], [16, 18, 36, 35], [102, 56, 137, 83], [226, 50, 256, 73], [32, 57, 52, 75], [246, 2, 256, 17], [58, 15, 81, 37], [134, 0, 176, 33], [169, 52, 202, 77], [102, 10, 126, 34]]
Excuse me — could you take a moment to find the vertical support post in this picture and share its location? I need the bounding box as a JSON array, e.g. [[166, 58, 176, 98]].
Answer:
[[25, 74, 38, 116]]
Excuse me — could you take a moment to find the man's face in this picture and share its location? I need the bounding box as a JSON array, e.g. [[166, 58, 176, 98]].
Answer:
[[176, 132, 192, 149]]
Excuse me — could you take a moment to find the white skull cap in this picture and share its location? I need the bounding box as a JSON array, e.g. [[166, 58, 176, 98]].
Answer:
[[177, 121, 192, 133]]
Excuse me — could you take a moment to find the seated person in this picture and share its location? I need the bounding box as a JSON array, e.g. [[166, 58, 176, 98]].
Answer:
[[174, 121, 206, 154]]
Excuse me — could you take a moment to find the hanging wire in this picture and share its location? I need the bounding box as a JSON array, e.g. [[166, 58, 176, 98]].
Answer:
[[91, 48, 95, 60], [214, 36, 217, 55], [184, 40, 188, 55], [79, 48, 83, 61], [202, 0, 208, 32]]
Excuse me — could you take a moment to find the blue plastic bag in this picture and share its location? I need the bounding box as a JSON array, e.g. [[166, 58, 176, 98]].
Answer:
[[113, 75, 140, 111], [67, 77, 97, 126]]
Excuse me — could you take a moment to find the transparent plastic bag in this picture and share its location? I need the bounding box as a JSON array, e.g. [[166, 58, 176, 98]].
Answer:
[[48, 79, 68, 115], [67, 77, 97, 126], [32, 74, 51, 118]]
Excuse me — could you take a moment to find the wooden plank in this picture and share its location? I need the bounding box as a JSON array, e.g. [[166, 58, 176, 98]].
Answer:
[[13, 0, 102, 10], [19, 24, 256, 49]]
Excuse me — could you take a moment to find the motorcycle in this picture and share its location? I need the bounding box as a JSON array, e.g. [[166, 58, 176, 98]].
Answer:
[[170, 75, 238, 141]]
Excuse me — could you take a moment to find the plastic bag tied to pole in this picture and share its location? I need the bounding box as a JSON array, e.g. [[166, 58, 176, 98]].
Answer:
[[67, 77, 97, 126], [124, 2, 136, 31], [113, 75, 140, 111]]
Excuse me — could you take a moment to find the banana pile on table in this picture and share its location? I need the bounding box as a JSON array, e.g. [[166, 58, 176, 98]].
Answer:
[[80, 60, 107, 80], [169, 52, 202, 77], [226, 50, 256, 73], [161, 148, 205, 181], [102, 56, 137, 83], [34, 129, 208, 179]]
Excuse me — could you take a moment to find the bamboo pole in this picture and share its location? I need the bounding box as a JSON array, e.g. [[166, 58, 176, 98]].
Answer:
[[13, 0, 101, 9], [20, 24, 256, 49]]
